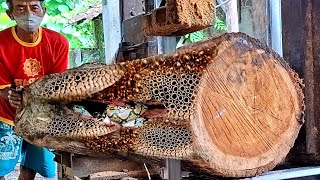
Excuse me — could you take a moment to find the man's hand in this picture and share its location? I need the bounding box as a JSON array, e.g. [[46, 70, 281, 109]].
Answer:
[[0, 87, 22, 108]]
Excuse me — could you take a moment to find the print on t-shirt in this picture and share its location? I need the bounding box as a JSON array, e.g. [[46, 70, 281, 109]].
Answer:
[[23, 58, 42, 77]]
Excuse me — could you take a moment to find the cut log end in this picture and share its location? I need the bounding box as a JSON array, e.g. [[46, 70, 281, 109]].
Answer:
[[191, 34, 304, 177]]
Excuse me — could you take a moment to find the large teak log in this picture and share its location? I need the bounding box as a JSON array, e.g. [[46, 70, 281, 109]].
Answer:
[[14, 33, 304, 177]]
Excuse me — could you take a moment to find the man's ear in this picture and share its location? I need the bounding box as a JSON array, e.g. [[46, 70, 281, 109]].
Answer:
[[42, 7, 46, 15], [6, 10, 14, 20]]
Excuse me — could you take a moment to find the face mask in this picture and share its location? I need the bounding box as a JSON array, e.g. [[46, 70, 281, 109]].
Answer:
[[13, 13, 44, 32]]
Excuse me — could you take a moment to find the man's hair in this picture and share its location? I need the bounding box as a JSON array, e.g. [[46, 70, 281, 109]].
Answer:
[[6, 0, 45, 11]]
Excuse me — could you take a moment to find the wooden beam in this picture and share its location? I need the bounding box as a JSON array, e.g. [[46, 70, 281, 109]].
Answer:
[[143, 0, 216, 36]]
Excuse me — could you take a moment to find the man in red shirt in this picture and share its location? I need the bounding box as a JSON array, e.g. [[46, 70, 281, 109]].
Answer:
[[0, 0, 69, 179]]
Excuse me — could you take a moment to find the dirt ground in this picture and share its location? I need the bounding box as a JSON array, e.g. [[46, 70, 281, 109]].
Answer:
[[5, 163, 57, 180]]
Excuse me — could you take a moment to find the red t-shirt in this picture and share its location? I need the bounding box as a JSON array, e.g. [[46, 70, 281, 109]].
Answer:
[[0, 26, 69, 126]]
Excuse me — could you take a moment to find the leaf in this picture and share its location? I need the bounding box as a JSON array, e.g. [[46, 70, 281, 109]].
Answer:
[[1, 2, 8, 9], [214, 18, 227, 31], [66, 1, 75, 9], [73, 31, 81, 37], [62, 25, 74, 34], [0, 13, 10, 24], [61, 12, 72, 18], [58, 5, 69, 13], [189, 30, 205, 42], [45, 23, 63, 32]]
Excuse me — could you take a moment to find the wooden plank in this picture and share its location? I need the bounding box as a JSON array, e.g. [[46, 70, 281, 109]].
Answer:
[[143, 0, 215, 36], [72, 156, 159, 178], [93, 18, 105, 63]]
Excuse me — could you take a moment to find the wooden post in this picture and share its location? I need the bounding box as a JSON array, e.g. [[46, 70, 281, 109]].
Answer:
[[102, 0, 122, 64], [303, 0, 320, 156], [218, 0, 239, 32], [93, 18, 106, 63], [251, 0, 269, 45], [282, 0, 304, 76], [282, 0, 320, 159]]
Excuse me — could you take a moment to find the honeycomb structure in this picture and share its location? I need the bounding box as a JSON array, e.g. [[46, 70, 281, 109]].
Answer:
[[142, 72, 201, 120], [92, 39, 219, 117], [47, 110, 118, 139], [86, 118, 193, 158], [29, 64, 124, 103], [85, 35, 221, 158], [134, 118, 193, 158]]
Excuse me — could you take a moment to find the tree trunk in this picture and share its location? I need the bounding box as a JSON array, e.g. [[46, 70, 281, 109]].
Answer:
[[89, 33, 304, 177], [15, 33, 304, 178]]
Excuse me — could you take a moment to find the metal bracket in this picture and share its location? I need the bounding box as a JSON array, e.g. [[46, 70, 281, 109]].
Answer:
[[117, 41, 157, 61], [160, 160, 190, 180], [54, 152, 77, 180]]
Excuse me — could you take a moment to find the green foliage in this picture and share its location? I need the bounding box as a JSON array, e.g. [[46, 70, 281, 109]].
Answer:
[[0, 0, 99, 48], [183, 17, 227, 44], [184, 30, 206, 43], [214, 17, 227, 31]]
